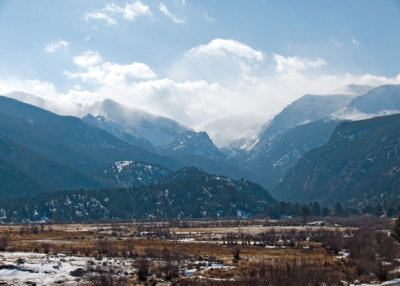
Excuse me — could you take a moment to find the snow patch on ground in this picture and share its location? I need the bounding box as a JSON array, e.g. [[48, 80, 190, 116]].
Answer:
[[0, 252, 89, 285]]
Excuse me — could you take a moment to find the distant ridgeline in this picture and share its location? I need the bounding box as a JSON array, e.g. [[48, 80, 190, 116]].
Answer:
[[0, 168, 275, 222]]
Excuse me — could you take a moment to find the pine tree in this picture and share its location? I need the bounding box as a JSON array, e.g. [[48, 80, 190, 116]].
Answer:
[[299, 205, 311, 224], [392, 215, 400, 242], [387, 206, 397, 218], [322, 207, 330, 217], [334, 202, 344, 217], [374, 204, 384, 217], [311, 202, 321, 217]]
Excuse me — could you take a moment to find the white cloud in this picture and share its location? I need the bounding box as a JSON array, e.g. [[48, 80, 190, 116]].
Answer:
[[65, 50, 156, 86], [84, 1, 151, 25], [352, 38, 360, 46], [44, 40, 70, 53], [204, 12, 215, 22], [168, 39, 264, 84], [84, 12, 117, 25], [83, 35, 93, 42], [186, 39, 263, 61], [159, 3, 185, 24], [330, 38, 342, 47], [72, 50, 103, 68], [273, 54, 326, 73], [104, 2, 151, 21]]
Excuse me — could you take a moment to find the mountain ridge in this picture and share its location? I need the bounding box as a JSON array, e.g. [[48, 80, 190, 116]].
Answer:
[[274, 113, 400, 206]]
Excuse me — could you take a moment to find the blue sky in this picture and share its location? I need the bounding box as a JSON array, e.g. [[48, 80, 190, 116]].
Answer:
[[1, 0, 400, 145]]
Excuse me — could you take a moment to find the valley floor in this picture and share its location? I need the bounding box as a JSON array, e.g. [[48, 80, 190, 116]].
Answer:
[[0, 218, 399, 285]]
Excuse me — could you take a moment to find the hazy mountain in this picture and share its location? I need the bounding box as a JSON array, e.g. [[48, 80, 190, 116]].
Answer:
[[159, 130, 225, 160], [228, 93, 354, 159], [86, 99, 189, 147], [274, 114, 400, 206], [254, 93, 355, 149], [332, 84, 400, 120], [83, 108, 250, 180], [0, 96, 181, 173], [349, 84, 400, 113], [224, 93, 355, 187], [330, 84, 375, 96], [5, 91, 87, 117], [157, 130, 250, 180], [82, 114, 155, 152], [201, 115, 265, 148], [0, 167, 275, 222], [242, 119, 342, 187]]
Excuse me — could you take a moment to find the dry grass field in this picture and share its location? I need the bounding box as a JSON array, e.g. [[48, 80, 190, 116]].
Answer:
[[0, 218, 399, 285]]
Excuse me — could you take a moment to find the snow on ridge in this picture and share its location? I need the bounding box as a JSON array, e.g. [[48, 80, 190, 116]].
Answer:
[[114, 160, 133, 173], [330, 107, 400, 121]]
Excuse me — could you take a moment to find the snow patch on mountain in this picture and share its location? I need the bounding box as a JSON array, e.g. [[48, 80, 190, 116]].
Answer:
[[330, 108, 400, 121], [114, 160, 133, 173], [82, 114, 154, 151], [102, 161, 171, 188]]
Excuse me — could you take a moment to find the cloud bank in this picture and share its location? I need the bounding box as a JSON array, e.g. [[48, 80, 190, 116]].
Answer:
[[3, 38, 400, 146]]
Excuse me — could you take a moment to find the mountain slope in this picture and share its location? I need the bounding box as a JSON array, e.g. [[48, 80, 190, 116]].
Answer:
[[0, 167, 276, 222], [159, 130, 225, 160], [82, 114, 155, 152], [243, 119, 342, 187], [223, 93, 355, 187], [0, 156, 48, 199], [274, 114, 400, 206], [97, 161, 171, 188], [156, 130, 252, 180], [349, 84, 400, 114], [255, 93, 354, 145], [0, 134, 101, 192], [0, 96, 181, 173]]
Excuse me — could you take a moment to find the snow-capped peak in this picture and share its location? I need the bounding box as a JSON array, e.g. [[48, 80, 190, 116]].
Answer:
[[86, 98, 189, 146]]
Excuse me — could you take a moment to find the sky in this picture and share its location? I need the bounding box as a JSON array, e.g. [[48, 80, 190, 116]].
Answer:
[[0, 0, 400, 146]]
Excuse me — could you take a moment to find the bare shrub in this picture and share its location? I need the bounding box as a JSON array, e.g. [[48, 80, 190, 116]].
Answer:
[[42, 243, 51, 254], [320, 230, 344, 254], [122, 238, 137, 258], [87, 263, 126, 286], [240, 258, 341, 286], [0, 233, 10, 251], [345, 228, 400, 281], [232, 247, 241, 263], [31, 224, 39, 234], [136, 258, 150, 282], [96, 238, 118, 257]]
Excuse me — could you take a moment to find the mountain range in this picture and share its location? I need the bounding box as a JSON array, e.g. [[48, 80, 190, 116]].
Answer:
[[1, 83, 400, 220]]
